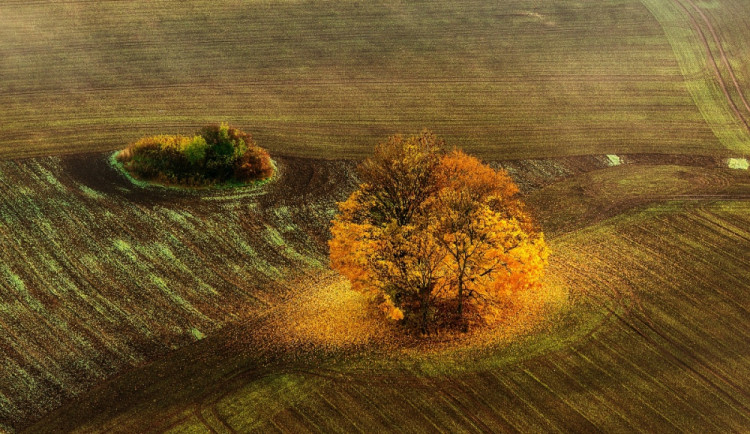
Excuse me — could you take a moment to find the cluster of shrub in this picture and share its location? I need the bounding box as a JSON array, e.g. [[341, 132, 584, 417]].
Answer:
[[116, 123, 273, 185]]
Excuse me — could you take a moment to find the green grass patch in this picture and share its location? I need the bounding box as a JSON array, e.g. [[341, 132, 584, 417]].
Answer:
[[78, 185, 105, 200], [190, 327, 205, 341], [728, 157, 749, 169]]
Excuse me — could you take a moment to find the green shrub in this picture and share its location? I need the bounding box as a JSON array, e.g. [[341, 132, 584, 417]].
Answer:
[[116, 123, 273, 185], [184, 136, 208, 166]]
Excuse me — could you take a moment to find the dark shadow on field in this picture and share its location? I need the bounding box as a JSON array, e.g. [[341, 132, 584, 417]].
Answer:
[[22, 273, 362, 433], [62, 151, 725, 211], [62, 152, 360, 252], [63, 152, 357, 205]]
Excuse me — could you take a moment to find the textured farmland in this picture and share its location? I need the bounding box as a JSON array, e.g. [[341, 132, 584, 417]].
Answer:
[[0, 152, 624, 431], [0, 0, 728, 160], [3, 0, 750, 432], [22, 161, 750, 433], [0, 154, 357, 430]]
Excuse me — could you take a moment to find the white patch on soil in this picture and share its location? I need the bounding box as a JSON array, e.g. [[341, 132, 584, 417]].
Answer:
[[727, 158, 749, 170], [606, 155, 622, 166]]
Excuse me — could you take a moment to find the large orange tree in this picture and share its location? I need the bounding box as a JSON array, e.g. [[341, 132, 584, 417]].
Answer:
[[330, 131, 548, 333]]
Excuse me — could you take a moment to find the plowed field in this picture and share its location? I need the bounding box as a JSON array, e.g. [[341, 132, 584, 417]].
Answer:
[[2, 0, 750, 432]]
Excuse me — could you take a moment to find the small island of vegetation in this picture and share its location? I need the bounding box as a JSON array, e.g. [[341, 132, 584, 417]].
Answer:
[[115, 123, 273, 186]]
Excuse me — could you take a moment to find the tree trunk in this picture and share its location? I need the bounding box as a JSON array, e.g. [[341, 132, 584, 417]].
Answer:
[[420, 288, 431, 335], [457, 274, 468, 332], [457, 276, 464, 318]]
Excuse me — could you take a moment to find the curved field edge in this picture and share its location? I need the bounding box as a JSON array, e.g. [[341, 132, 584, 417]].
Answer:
[[26, 198, 750, 433], [8, 154, 750, 432], [641, 0, 750, 153]]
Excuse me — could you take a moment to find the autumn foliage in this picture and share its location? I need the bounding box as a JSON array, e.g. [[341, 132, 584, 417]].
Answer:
[[330, 131, 548, 334], [116, 123, 273, 185]]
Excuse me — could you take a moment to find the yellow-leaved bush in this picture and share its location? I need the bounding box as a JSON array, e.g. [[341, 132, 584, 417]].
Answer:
[[329, 131, 548, 334]]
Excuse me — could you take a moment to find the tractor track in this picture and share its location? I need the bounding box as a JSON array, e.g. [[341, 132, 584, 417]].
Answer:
[[682, 0, 750, 117], [673, 0, 750, 132]]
